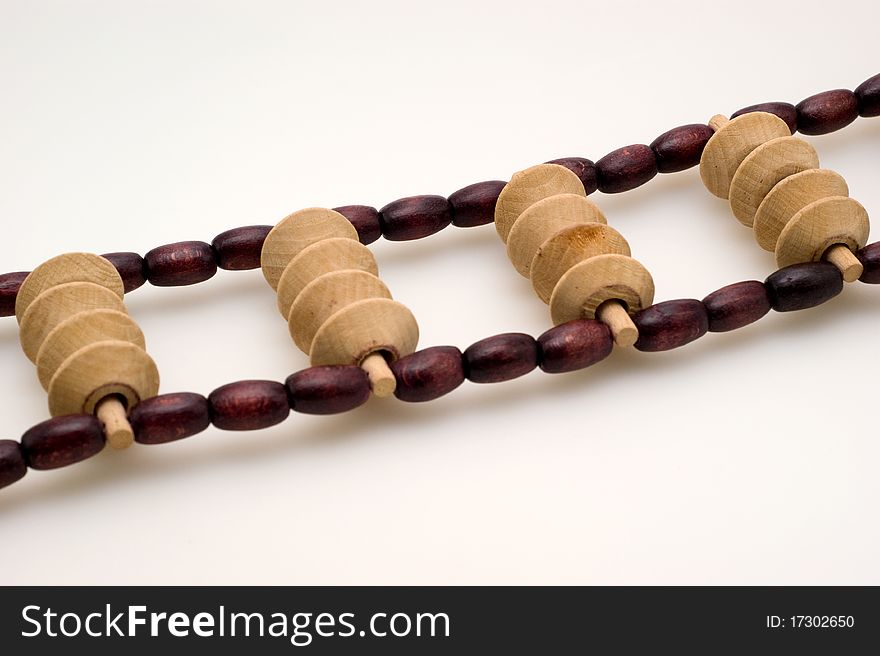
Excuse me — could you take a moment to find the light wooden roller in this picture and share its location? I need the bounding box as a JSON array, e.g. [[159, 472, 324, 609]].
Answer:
[[262, 208, 420, 397], [700, 112, 869, 283], [494, 164, 653, 347], [16, 254, 159, 449]]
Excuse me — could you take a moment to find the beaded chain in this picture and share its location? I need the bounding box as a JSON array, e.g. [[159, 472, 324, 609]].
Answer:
[[1, 74, 879, 491]]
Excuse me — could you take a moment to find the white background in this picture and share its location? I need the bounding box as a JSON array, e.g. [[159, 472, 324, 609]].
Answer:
[[1, 0, 878, 584]]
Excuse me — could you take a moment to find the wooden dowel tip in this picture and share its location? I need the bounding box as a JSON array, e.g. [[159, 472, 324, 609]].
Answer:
[[596, 300, 639, 348], [361, 352, 396, 398], [708, 114, 730, 132], [95, 396, 134, 450], [824, 244, 863, 283]]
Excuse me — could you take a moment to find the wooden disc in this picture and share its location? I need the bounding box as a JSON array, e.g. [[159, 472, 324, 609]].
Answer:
[[19, 282, 127, 363], [288, 269, 391, 353], [549, 253, 654, 325], [15, 253, 124, 322], [728, 136, 819, 227], [494, 164, 585, 243], [276, 238, 378, 319], [506, 194, 606, 277], [699, 112, 790, 199], [261, 208, 357, 290], [310, 298, 419, 366], [530, 224, 631, 303], [753, 169, 849, 252], [36, 309, 146, 391], [775, 196, 870, 268], [48, 340, 160, 416]]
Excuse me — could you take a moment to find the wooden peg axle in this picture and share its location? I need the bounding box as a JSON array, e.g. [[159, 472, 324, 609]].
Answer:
[[361, 352, 396, 398], [596, 300, 638, 348], [708, 114, 730, 132], [95, 395, 134, 450], [824, 244, 863, 283]]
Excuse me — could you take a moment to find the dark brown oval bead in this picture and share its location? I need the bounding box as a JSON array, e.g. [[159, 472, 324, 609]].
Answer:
[[379, 195, 452, 241], [595, 144, 658, 194], [0, 271, 28, 317], [0, 440, 27, 490], [464, 333, 538, 383], [391, 346, 464, 402], [145, 241, 217, 287], [448, 181, 506, 228], [130, 393, 211, 445], [101, 252, 146, 293], [702, 281, 771, 332], [333, 205, 382, 245], [208, 380, 289, 431], [286, 366, 371, 415], [731, 102, 798, 134], [634, 300, 708, 352], [796, 90, 859, 135], [211, 225, 272, 270], [545, 157, 598, 194], [538, 319, 612, 374], [855, 73, 880, 117], [857, 242, 880, 284], [765, 262, 843, 312], [650, 124, 715, 173], [21, 415, 105, 470]]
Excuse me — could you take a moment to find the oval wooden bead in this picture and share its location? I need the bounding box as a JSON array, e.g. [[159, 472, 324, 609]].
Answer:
[[730, 102, 798, 134], [728, 136, 819, 226], [47, 340, 160, 416], [765, 262, 843, 312], [796, 89, 859, 135], [130, 393, 211, 444], [702, 281, 771, 332], [19, 282, 126, 363], [464, 333, 538, 384], [0, 271, 28, 318], [537, 319, 613, 374], [208, 380, 289, 431], [211, 225, 272, 270], [15, 253, 124, 322], [309, 298, 419, 366], [100, 252, 147, 293], [0, 440, 27, 490], [261, 208, 357, 290], [145, 241, 217, 287], [448, 180, 506, 228], [289, 270, 391, 353], [21, 414, 105, 470], [633, 300, 708, 352], [530, 223, 630, 303], [550, 254, 654, 325], [595, 144, 658, 193], [856, 242, 880, 284], [277, 238, 378, 319], [333, 205, 382, 245], [379, 195, 452, 241], [753, 169, 849, 252], [650, 124, 715, 174], [506, 193, 606, 277], [390, 346, 465, 402], [544, 157, 598, 194], [286, 366, 371, 414], [855, 73, 880, 118], [36, 309, 146, 390], [775, 196, 869, 269], [699, 112, 790, 199], [494, 164, 585, 242]]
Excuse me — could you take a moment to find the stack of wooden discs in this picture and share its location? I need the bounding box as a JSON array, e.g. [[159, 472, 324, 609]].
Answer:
[[16, 253, 159, 449], [701, 112, 870, 282], [261, 207, 419, 397], [495, 163, 655, 346]]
